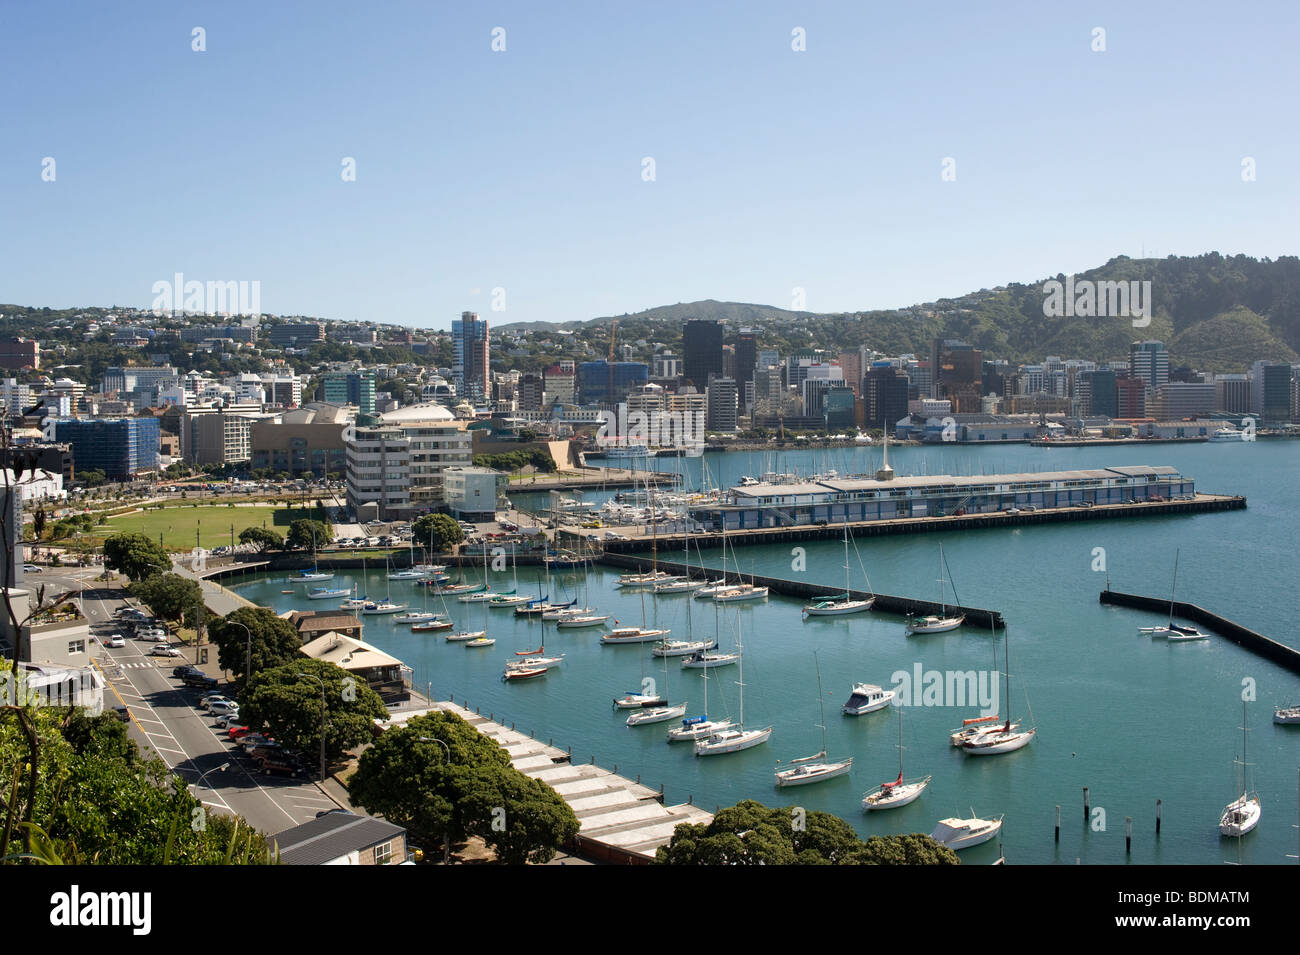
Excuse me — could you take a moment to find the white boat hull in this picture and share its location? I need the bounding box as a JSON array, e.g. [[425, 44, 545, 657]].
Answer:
[[681, 653, 739, 669], [1218, 795, 1261, 836], [667, 718, 734, 741], [774, 758, 853, 787], [803, 598, 874, 616], [556, 615, 610, 629], [907, 614, 965, 634], [695, 726, 773, 756], [863, 777, 931, 811], [714, 587, 769, 603], [930, 816, 1002, 850], [600, 628, 671, 644], [962, 728, 1035, 755], [627, 703, 688, 726], [1274, 707, 1300, 725]]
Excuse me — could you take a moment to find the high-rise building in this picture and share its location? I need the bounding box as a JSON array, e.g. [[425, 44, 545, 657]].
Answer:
[[1115, 376, 1146, 418], [518, 374, 544, 412], [735, 330, 757, 394], [1129, 341, 1170, 395], [1250, 361, 1292, 422], [864, 365, 910, 431], [706, 378, 738, 432], [323, 370, 377, 414], [542, 365, 575, 406], [0, 338, 40, 370], [932, 339, 983, 412], [1213, 374, 1251, 414], [1080, 369, 1118, 418], [682, 320, 723, 387], [452, 311, 490, 404], [653, 352, 681, 380], [1150, 382, 1215, 420], [345, 424, 410, 520], [578, 361, 648, 407], [53, 418, 160, 479]]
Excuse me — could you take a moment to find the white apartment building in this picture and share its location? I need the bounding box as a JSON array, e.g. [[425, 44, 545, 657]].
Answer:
[[345, 404, 472, 519], [345, 425, 411, 520]]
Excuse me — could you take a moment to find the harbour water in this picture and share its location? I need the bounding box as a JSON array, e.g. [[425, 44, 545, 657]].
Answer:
[[231, 440, 1300, 864]]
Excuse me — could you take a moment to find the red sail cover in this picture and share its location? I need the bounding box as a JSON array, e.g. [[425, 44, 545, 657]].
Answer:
[[881, 771, 904, 790]]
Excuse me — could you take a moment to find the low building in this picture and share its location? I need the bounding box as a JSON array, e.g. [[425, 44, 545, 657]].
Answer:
[[4, 663, 105, 716], [442, 466, 505, 521], [273, 811, 408, 865], [17, 605, 93, 668], [284, 610, 363, 643], [299, 631, 409, 703]]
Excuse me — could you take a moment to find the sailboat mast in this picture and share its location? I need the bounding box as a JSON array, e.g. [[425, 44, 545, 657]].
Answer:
[[815, 652, 827, 758], [1168, 549, 1180, 626]]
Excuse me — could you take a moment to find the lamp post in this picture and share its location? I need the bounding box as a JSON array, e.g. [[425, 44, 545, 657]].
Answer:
[[297, 671, 327, 781], [194, 760, 231, 789], [416, 735, 452, 863], [227, 620, 252, 683]]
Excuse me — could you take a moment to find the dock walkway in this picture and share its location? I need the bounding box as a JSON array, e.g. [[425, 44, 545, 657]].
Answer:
[[385, 701, 713, 863]]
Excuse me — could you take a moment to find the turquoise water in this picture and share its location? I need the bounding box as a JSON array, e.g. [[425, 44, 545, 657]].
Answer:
[[232, 440, 1300, 864]]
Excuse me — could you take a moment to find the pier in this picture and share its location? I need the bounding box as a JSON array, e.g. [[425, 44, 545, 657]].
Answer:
[[1099, 589, 1300, 674], [385, 701, 713, 863], [599, 554, 1004, 628], [597, 494, 1245, 554]]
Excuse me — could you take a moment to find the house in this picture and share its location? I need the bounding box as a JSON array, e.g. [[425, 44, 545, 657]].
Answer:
[[298, 630, 410, 703], [283, 609, 363, 642], [273, 811, 408, 865]]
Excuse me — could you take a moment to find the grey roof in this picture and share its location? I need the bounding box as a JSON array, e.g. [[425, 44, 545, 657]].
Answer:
[[273, 812, 406, 865], [731, 465, 1181, 497]]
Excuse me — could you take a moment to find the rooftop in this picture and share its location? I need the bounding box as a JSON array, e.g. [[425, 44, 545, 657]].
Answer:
[[273, 811, 406, 865]]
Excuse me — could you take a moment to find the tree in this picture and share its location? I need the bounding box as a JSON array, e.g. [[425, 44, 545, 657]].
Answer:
[[348, 711, 577, 864], [78, 468, 106, 487], [239, 658, 387, 768], [32, 506, 46, 540], [102, 532, 171, 581], [209, 606, 303, 679], [238, 526, 284, 554], [127, 572, 203, 624], [412, 513, 463, 553], [286, 518, 332, 551], [654, 800, 959, 865]]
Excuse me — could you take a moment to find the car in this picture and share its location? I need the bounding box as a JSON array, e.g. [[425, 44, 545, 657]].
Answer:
[[1004, 507, 1021, 515], [103, 634, 126, 648], [208, 700, 240, 716], [182, 671, 219, 689], [173, 664, 202, 678], [604, 531, 627, 540], [150, 644, 181, 657], [199, 695, 235, 710], [225, 724, 252, 739], [109, 704, 130, 723], [1022, 504, 1037, 511], [22, 564, 41, 573], [259, 754, 304, 777]]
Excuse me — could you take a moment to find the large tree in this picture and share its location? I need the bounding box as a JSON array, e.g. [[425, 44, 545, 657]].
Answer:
[[238, 526, 284, 554], [655, 800, 959, 866], [209, 606, 303, 679], [286, 518, 333, 551], [102, 532, 171, 581], [412, 513, 463, 554], [127, 572, 203, 624], [238, 658, 387, 770], [347, 711, 577, 864]]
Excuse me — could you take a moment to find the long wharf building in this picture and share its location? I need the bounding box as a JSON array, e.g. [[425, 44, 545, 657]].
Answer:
[[690, 465, 1194, 531]]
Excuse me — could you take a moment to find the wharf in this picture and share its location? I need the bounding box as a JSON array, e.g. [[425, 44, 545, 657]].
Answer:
[[598, 554, 1004, 628], [1100, 590, 1300, 674], [600, 493, 1245, 554], [1030, 437, 1208, 447], [506, 468, 679, 493], [384, 701, 713, 863]]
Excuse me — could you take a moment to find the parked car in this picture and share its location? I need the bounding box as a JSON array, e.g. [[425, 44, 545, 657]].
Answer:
[[225, 724, 252, 739], [182, 671, 219, 689], [22, 564, 42, 573], [103, 634, 126, 648], [150, 644, 181, 657], [259, 754, 304, 777], [173, 664, 202, 678], [208, 700, 240, 716], [199, 695, 235, 710]]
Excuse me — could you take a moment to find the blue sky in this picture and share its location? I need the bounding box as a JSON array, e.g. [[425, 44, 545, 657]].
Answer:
[[2, 1, 1297, 329]]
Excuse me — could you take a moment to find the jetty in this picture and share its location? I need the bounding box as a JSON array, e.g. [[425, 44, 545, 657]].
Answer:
[[384, 701, 713, 864], [1100, 589, 1300, 674]]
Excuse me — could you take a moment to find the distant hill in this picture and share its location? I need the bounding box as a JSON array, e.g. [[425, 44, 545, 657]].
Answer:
[[499, 253, 1300, 370]]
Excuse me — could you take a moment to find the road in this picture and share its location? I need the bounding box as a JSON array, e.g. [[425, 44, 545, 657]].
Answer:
[[40, 567, 343, 837]]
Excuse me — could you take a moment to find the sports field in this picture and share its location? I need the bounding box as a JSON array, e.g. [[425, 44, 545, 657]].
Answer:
[[103, 504, 299, 551]]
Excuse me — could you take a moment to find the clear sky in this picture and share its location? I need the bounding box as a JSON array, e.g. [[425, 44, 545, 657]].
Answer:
[[2, 1, 1297, 329]]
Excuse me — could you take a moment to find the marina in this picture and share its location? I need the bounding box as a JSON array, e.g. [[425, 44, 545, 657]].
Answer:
[[222, 440, 1300, 865]]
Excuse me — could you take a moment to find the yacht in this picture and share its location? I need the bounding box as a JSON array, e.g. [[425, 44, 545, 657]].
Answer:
[[600, 627, 671, 645], [360, 600, 408, 615], [613, 691, 668, 709], [308, 586, 350, 600], [713, 583, 769, 603], [803, 520, 875, 616], [1219, 701, 1262, 837], [555, 613, 610, 629], [929, 814, 1003, 851], [626, 703, 688, 727], [1209, 427, 1247, 442], [842, 683, 895, 715], [1273, 704, 1300, 725], [652, 638, 717, 657], [681, 649, 739, 669]]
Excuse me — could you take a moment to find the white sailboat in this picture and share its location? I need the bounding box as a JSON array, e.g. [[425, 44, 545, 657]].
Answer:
[[962, 624, 1035, 756], [1140, 550, 1209, 640], [802, 518, 874, 616], [1218, 700, 1262, 837], [694, 614, 772, 756], [906, 544, 965, 633], [292, 528, 334, 582], [668, 656, 734, 742], [362, 556, 408, 614], [627, 650, 686, 726], [774, 655, 852, 787], [388, 538, 427, 579], [863, 704, 931, 810]]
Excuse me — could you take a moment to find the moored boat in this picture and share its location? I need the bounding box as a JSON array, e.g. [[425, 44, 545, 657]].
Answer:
[[930, 814, 1003, 850], [842, 683, 894, 715]]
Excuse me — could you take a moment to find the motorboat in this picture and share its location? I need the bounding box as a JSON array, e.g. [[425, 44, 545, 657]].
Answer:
[[1209, 427, 1247, 442], [842, 683, 894, 716], [930, 814, 1003, 850]]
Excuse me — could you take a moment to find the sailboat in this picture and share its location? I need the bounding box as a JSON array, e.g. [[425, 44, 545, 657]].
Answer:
[[291, 528, 334, 582], [906, 544, 965, 633], [1218, 700, 1262, 837], [1140, 549, 1208, 640], [308, 584, 350, 599], [627, 647, 687, 726], [395, 575, 442, 623], [802, 518, 874, 616], [600, 544, 671, 643], [388, 536, 428, 579], [460, 547, 508, 602], [668, 654, 735, 742], [863, 704, 931, 810], [961, 624, 1035, 755], [694, 613, 772, 756], [361, 556, 409, 615], [774, 655, 852, 787]]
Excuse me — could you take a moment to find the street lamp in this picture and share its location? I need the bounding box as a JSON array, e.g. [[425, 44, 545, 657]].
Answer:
[[416, 735, 452, 863], [227, 620, 252, 683], [194, 761, 231, 789], [296, 671, 327, 782]]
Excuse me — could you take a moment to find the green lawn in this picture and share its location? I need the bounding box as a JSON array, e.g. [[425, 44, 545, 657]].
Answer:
[[104, 504, 303, 551]]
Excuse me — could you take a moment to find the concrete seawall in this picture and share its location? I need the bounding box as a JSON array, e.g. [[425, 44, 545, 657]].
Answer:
[[1100, 589, 1300, 672]]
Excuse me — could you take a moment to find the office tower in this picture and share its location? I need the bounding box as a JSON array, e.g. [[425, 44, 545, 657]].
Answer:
[[682, 320, 723, 387], [1129, 341, 1170, 395], [323, 370, 377, 414], [452, 311, 490, 404]]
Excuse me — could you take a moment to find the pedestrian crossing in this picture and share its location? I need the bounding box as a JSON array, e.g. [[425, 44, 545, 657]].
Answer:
[[118, 661, 159, 670]]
